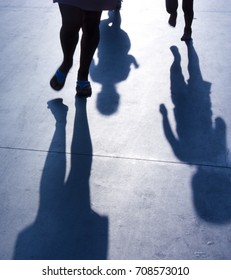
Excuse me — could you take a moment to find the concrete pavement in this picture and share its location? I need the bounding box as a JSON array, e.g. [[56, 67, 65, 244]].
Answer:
[[0, 0, 231, 259]]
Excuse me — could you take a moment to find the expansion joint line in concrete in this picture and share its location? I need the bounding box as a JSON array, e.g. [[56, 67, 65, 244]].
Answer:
[[1, 145, 231, 171]]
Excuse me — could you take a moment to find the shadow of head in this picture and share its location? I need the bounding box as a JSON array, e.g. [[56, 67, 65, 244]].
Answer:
[[192, 167, 231, 224]]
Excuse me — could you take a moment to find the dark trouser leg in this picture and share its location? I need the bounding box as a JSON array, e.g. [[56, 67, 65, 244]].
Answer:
[[182, 0, 194, 31], [181, 0, 194, 40], [166, 0, 178, 27], [77, 11, 102, 81], [58, 4, 81, 73], [166, 0, 178, 14]]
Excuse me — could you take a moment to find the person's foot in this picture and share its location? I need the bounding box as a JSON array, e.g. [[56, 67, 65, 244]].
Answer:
[[181, 28, 192, 41], [168, 12, 177, 27], [50, 69, 68, 91], [76, 80, 92, 98]]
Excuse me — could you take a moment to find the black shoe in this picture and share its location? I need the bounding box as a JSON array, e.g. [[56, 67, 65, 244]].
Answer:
[[50, 69, 67, 91], [76, 85, 92, 98], [168, 12, 177, 27], [181, 28, 192, 41]]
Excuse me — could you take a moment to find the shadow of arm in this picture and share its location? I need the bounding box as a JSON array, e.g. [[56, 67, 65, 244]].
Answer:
[[160, 104, 179, 151]]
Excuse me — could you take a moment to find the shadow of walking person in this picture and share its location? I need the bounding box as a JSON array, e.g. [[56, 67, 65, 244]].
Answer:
[[90, 11, 139, 115], [160, 42, 231, 224], [13, 98, 108, 259]]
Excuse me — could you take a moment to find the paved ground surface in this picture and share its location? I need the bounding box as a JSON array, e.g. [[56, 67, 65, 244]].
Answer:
[[0, 0, 231, 260]]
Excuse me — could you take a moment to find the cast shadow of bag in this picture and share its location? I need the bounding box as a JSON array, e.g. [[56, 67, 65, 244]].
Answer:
[[14, 98, 108, 259]]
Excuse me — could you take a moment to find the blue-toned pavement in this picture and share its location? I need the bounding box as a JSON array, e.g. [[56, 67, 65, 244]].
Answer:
[[0, 0, 231, 260]]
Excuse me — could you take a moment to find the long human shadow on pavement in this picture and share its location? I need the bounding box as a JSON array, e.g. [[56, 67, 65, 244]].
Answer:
[[160, 42, 231, 224], [14, 98, 108, 259], [90, 11, 139, 115]]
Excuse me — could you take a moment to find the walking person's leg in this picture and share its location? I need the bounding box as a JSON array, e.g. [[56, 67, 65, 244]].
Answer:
[[76, 10, 102, 97], [166, 0, 179, 27], [181, 0, 194, 41], [50, 4, 82, 91], [116, 0, 123, 10]]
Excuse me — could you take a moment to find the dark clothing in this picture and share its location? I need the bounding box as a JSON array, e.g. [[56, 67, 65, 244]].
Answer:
[[58, 3, 102, 80], [166, 0, 194, 30], [53, 0, 117, 11]]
